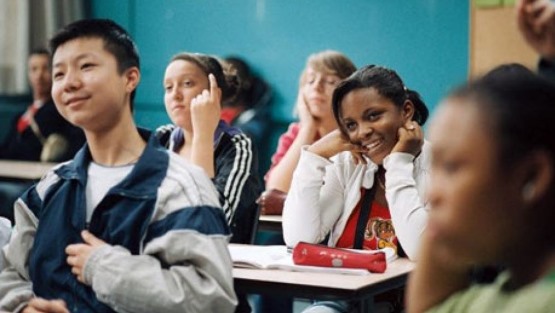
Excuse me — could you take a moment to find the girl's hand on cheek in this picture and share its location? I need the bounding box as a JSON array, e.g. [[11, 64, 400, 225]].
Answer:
[[297, 91, 318, 128], [190, 74, 222, 138], [350, 145, 368, 165], [391, 120, 424, 156], [308, 129, 361, 160]]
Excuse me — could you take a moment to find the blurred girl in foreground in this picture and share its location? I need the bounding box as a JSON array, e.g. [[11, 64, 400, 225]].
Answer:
[[407, 65, 555, 312]]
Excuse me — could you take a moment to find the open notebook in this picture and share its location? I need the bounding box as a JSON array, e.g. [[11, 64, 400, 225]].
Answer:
[[228, 245, 397, 276]]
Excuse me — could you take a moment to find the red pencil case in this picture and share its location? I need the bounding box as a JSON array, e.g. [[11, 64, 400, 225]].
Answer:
[[292, 242, 387, 273]]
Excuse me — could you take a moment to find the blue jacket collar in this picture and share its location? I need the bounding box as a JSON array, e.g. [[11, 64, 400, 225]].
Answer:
[[55, 128, 168, 199]]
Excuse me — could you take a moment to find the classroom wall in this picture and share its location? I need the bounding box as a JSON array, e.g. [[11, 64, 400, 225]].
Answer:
[[90, 0, 469, 171], [470, 4, 537, 77], [90, 0, 469, 123]]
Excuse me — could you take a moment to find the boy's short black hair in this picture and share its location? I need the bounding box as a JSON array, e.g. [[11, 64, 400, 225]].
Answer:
[[49, 19, 140, 108]]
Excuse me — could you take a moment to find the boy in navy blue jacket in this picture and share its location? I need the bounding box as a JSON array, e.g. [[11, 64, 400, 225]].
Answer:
[[0, 19, 237, 313]]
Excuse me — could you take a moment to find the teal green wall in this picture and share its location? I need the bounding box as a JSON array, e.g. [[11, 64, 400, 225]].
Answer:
[[90, 0, 469, 129]]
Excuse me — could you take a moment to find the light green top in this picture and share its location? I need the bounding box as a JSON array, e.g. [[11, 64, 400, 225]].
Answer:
[[427, 270, 555, 313]]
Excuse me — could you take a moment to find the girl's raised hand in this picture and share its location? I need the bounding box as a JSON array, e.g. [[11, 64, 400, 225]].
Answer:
[[391, 120, 424, 156], [190, 74, 222, 137], [517, 0, 555, 59]]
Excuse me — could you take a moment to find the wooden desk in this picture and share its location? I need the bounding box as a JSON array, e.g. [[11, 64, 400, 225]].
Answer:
[[258, 214, 282, 232], [0, 160, 56, 180], [233, 257, 414, 312]]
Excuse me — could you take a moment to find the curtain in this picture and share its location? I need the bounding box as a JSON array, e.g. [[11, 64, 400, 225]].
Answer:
[[0, 0, 85, 95]]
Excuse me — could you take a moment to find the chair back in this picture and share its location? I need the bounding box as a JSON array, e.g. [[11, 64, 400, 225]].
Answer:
[[257, 189, 287, 215]]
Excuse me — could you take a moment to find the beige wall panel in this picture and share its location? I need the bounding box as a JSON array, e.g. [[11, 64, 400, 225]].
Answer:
[[471, 5, 538, 77]]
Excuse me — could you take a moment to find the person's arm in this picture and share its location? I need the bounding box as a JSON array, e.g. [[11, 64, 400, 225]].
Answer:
[[190, 134, 215, 177], [0, 196, 39, 312], [406, 232, 470, 313], [65, 203, 237, 313], [282, 130, 361, 246], [212, 132, 262, 226], [383, 151, 428, 261], [0, 218, 10, 271], [190, 74, 222, 178], [517, 0, 555, 60], [264, 123, 298, 185], [383, 121, 428, 260], [1, 170, 76, 313], [282, 147, 345, 246], [266, 93, 319, 192], [72, 226, 237, 313], [265, 125, 317, 192], [22, 298, 69, 313]]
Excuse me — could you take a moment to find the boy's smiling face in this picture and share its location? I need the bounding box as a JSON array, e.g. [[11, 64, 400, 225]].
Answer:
[[51, 37, 139, 133]]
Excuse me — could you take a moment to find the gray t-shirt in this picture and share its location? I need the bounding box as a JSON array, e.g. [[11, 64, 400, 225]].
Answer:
[[86, 162, 134, 223]]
